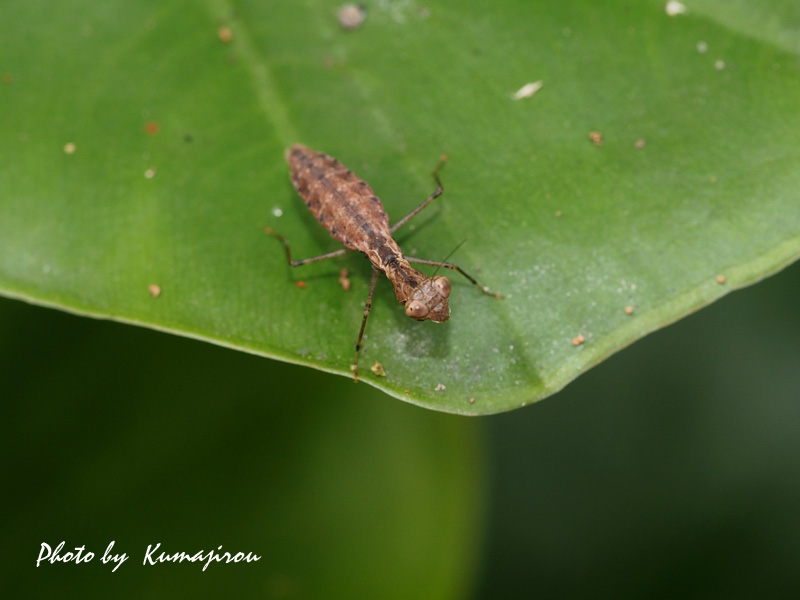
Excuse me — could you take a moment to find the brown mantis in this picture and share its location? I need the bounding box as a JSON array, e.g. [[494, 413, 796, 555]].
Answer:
[[267, 145, 502, 380]]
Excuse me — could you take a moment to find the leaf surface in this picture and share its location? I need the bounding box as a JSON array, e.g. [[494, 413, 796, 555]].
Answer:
[[1, 0, 798, 413]]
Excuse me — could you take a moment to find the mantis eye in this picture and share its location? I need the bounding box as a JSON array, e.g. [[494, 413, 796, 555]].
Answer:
[[433, 276, 451, 297], [405, 300, 429, 320]]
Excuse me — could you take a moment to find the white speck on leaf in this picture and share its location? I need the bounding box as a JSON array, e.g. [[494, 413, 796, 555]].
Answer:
[[511, 81, 543, 100], [665, 1, 687, 16]]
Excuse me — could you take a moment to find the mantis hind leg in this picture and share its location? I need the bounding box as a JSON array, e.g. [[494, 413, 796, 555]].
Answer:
[[266, 227, 350, 266]]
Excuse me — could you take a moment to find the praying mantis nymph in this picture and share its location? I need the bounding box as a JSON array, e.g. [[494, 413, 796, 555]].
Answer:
[[267, 145, 502, 380]]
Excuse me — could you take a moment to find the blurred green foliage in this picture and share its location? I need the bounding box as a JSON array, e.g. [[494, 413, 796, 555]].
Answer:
[[0, 295, 483, 598]]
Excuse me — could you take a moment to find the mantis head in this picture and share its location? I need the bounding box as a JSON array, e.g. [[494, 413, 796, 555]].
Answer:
[[404, 276, 451, 322]]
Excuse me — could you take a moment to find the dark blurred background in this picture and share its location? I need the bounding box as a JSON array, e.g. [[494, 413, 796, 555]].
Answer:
[[477, 259, 800, 598], [1, 259, 798, 599]]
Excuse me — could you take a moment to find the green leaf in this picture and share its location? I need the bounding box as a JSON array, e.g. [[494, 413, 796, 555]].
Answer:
[[1, 0, 799, 414]]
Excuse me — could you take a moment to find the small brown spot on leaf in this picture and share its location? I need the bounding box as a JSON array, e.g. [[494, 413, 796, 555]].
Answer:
[[218, 26, 233, 43], [338, 4, 366, 30], [370, 361, 386, 377], [339, 268, 351, 291]]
